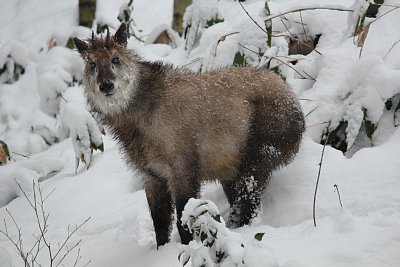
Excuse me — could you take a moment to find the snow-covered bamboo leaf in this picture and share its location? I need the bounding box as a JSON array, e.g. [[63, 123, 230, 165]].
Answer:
[[183, 0, 223, 52], [61, 102, 104, 173]]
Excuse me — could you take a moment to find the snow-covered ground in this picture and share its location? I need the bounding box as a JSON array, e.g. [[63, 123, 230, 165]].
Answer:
[[1, 0, 400, 266]]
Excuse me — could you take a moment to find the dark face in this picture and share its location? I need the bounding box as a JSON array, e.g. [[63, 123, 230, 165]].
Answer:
[[85, 49, 121, 97], [74, 24, 139, 114]]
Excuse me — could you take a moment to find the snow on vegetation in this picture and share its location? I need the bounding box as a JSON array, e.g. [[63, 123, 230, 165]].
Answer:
[[0, 0, 400, 266]]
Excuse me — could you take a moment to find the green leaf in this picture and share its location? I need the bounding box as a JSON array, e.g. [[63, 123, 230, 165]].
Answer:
[[206, 17, 224, 28], [200, 232, 208, 243], [216, 250, 225, 263], [323, 121, 348, 153], [97, 23, 109, 34], [97, 143, 104, 152], [233, 52, 246, 67], [363, 109, 377, 139], [210, 229, 218, 239], [254, 232, 265, 241], [66, 37, 75, 49], [213, 214, 221, 223], [91, 142, 104, 152]]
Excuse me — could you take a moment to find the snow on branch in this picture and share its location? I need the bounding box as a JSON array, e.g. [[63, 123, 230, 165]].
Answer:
[[179, 198, 279, 267], [60, 102, 104, 172]]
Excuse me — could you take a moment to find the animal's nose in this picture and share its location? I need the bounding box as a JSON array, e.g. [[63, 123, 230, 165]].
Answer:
[[99, 82, 114, 95]]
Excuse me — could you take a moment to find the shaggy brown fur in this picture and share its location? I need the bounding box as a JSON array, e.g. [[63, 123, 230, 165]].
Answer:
[[74, 24, 305, 248]]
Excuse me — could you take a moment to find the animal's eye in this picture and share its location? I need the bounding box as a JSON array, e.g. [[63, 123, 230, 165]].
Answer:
[[112, 57, 120, 64], [89, 61, 96, 70]]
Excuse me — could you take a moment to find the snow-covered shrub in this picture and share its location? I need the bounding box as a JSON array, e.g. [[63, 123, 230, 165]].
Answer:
[[0, 55, 25, 84], [118, 0, 142, 40], [60, 100, 104, 171], [180, 0, 399, 154], [183, 0, 224, 53], [179, 198, 278, 267], [0, 179, 90, 266], [0, 36, 104, 167], [322, 56, 400, 150]]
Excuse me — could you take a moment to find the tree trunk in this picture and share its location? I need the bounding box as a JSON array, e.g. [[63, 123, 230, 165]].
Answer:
[[172, 0, 192, 35], [79, 0, 96, 27]]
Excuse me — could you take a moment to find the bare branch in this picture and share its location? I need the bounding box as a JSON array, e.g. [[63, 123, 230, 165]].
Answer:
[[370, 6, 400, 25], [299, 11, 308, 40], [313, 126, 331, 227], [305, 106, 318, 118], [383, 39, 400, 60], [306, 121, 330, 128], [265, 6, 353, 22], [213, 32, 240, 58], [2, 180, 91, 266], [238, 43, 316, 80], [334, 184, 343, 207], [238, 1, 279, 37], [52, 217, 91, 262], [56, 240, 82, 267]]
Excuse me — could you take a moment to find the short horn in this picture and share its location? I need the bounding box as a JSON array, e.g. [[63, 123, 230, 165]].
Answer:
[[91, 31, 95, 46], [106, 27, 110, 47]]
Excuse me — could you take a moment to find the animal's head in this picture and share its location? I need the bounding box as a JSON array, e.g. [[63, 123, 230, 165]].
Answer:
[[74, 24, 139, 114]]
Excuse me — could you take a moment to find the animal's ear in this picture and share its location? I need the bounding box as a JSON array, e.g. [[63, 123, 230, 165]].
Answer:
[[114, 23, 128, 47], [74, 38, 89, 54]]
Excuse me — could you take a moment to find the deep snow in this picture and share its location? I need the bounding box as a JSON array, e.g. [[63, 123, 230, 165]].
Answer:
[[1, 0, 400, 266]]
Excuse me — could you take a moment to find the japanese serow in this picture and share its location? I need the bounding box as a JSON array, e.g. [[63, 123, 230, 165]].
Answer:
[[74, 24, 305, 247]]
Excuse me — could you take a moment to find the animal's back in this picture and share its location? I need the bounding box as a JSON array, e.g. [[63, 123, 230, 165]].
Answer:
[[148, 66, 304, 182]]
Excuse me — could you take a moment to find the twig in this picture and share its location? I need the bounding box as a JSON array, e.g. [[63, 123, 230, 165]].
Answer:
[[238, 1, 279, 37], [238, 43, 316, 80], [265, 6, 353, 22], [305, 106, 318, 118], [383, 39, 400, 60], [206, 32, 240, 71], [1, 179, 91, 267], [299, 11, 308, 40], [306, 121, 330, 128], [272, 56, 316, 80], [12, 151, 30, 158], [53, 217, 91, 265], [181, 57, 203, 68], [280, 18, 322, 55], [0, 209, 31, 266], [369, 6, 400, 25], [313, 127, 331, 227], [334, 184, 343, 207], [213, 32, 240, 58]]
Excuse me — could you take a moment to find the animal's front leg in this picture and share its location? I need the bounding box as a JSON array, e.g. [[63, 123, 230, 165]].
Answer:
[[172, 169, 200, 244], [144, 175, 173, 248]]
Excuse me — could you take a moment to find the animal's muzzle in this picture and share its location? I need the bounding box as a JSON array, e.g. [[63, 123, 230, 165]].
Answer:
[[99, 82, 115, 96]]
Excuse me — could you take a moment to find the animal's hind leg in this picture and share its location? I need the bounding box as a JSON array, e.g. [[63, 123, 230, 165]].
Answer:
[[223, 105, 273, 228], [222, 166, 270, 228]]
